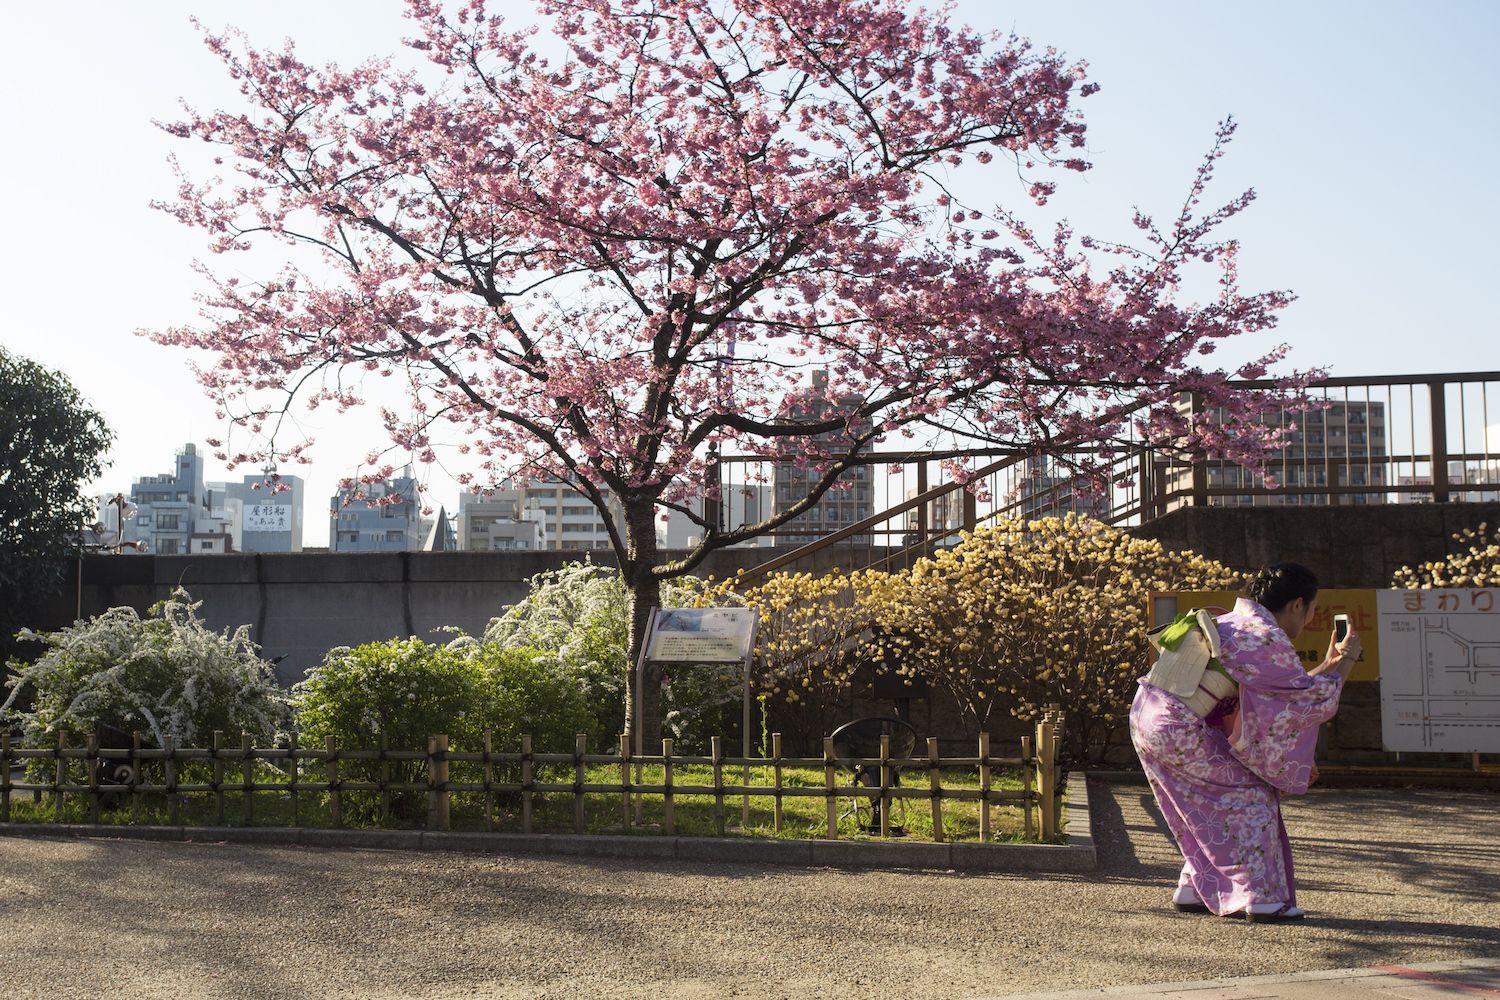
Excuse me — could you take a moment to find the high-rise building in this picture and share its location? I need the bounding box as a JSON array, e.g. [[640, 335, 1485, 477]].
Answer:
[[772, 370, 873, 546], [1169, 399, 1389, 508]]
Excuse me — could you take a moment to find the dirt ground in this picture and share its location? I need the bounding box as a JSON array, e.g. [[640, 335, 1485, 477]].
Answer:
[[1, 782, 1496, 999]]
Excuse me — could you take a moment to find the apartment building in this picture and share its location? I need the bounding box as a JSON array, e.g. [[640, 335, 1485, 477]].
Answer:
[[116, 443, 231, 554], [456, 491, 546, 551], [328, 473, 431, 552], [456, 477, 623, 552], [1170, 399, 1389, 507], [772, 370, 873, 546]]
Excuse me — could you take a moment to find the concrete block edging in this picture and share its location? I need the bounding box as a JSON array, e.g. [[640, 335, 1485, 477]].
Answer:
[[0, 773, 1094, 872]]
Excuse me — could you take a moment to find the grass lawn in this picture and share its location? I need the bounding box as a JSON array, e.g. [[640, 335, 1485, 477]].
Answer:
[[2, 761, 1062, 843]]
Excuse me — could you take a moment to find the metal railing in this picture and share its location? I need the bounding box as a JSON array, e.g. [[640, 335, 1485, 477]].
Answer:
[[717, 372, 1500, 586]]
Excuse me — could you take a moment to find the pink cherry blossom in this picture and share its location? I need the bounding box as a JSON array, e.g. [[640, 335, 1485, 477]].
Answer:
[[147, 0, 1315, 737]]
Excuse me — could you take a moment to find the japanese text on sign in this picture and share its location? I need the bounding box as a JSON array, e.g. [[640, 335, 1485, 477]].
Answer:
[[244, 504, 290, 532], [1377, 588, 1500, 753], [643, 608, 757, 663]]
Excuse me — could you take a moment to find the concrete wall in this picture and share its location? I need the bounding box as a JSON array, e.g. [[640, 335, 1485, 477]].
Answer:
[[44, 545, 879, 685], [1129, 501, 1500, 586]]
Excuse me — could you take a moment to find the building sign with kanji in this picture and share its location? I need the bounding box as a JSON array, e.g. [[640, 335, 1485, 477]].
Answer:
[[244, 504, 291, 532]]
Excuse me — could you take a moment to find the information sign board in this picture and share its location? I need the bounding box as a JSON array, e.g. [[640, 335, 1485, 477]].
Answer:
[[643, 608, 757, 663], [1376, 588, 1500, 753]]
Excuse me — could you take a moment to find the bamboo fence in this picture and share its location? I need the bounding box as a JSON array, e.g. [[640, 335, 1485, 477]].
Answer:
[[0, 712, 1066, 842]]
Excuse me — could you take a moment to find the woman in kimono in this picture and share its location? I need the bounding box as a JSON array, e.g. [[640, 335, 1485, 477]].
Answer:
[[1129, 563, 1362, 923]]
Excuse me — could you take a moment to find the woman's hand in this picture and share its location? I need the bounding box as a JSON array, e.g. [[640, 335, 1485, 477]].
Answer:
[[1315, 626, 1363, 679]]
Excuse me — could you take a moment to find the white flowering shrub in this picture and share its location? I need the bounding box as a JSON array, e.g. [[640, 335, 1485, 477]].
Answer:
[[485, 560, 629, 740], [0, 588, 285, 753], [484, 560, 736, 749]]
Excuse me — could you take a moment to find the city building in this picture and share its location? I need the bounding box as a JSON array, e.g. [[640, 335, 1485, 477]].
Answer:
[[772, 370, 874, 546], [903, 483, 968, 547], [119, 443, 235, 555], [516, 476, 626, 552], [1169, 399, 1389, 508], [456, 491, 545, 551], [106, 444, 307, 555], [329, 472, 431, 552], [658, 484, 774, 549], [454, 476, 622, 552], [1014, 457, 1110, 520], [215, 471, 306, 553], [1397, 460, 1500, 504]]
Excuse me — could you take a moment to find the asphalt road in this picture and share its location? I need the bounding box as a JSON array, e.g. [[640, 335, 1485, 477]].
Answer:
[[1, 783, 1496, 999]]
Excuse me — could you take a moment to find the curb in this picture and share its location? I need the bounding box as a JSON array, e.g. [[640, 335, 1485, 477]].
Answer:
[[966, 957, 1500, 1000], [0, 773, 1095, 873]]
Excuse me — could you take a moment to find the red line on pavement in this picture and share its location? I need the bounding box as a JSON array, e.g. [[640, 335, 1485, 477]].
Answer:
[[1372, 965, 1500, 997]]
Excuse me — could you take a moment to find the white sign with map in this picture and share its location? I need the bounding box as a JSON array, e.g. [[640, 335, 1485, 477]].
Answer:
[[244, 504, 291, 532], [1377, 588, 1500, 753], [643, 608, 757, 663]]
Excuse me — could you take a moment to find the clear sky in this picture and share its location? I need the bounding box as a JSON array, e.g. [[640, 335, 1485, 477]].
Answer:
[[1, 1, 1496, 545]]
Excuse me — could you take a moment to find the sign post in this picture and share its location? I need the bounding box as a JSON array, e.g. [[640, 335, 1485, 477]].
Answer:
[[634, 607, 759, 825]]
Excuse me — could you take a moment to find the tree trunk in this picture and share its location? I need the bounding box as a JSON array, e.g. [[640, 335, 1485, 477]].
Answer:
[[621, 499, 663, 750]]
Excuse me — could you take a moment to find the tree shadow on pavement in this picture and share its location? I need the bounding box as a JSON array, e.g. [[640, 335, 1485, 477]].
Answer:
[[1086, 780, 1182, 882]]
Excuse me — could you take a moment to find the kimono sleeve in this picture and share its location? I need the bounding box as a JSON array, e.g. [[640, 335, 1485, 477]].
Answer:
[[1217, 622, 1345, 795]]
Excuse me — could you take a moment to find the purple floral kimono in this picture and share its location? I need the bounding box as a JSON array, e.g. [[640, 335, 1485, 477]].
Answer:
[[1129, 597, 1344, 915]]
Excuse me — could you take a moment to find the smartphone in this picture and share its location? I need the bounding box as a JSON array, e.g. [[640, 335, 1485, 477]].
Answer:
[[1333, 614, 1351, 643]]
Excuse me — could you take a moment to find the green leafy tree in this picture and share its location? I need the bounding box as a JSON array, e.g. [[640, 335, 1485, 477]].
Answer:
[[291, 637, 592, 820], [0, 347, 112, 667]]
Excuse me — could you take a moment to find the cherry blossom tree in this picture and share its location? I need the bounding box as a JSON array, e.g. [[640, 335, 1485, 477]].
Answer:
[[152, 0, 1310, 740]]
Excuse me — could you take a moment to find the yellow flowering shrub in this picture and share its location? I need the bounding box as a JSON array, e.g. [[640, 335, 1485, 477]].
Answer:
[[719, 569, 887, 754], [870, 514, 1242, 763], [1392, 522, 1500, 588]]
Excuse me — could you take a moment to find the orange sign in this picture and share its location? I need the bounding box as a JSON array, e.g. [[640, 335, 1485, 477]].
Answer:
[[1153, 589, 1379, 682]]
